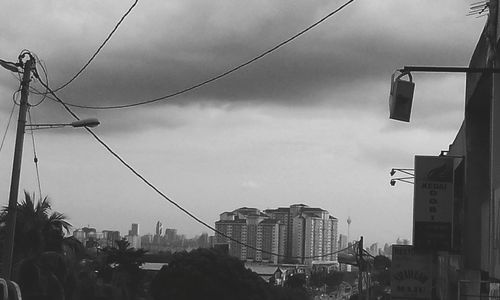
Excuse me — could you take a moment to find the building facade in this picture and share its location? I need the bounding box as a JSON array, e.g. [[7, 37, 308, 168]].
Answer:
[[392, 5, 500, 298], [215, 204, 338, 265]]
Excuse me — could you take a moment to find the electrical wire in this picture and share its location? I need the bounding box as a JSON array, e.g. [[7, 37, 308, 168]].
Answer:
[[36, 71, 350, 259], [27, 108, 43, 199], [55, 0, 355, 110], [0, 103, 16, 154], [29, 54, 50, 107], [52, 0, 140, 93], [12, 84, 22, 106]]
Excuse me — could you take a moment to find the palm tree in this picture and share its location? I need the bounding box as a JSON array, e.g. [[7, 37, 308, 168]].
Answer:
[[0, 192, 74, 299], [99, 239, 147, 300], [0, 191, 71, 261]]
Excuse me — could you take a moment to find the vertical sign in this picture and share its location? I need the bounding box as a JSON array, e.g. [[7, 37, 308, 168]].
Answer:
[[391, 245, 433, 300], [414, 155, 454, 251]]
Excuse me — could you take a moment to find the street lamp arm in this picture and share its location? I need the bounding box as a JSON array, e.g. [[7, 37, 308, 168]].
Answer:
[[26, 118, 100, 129], [390, 168, 414, 176]]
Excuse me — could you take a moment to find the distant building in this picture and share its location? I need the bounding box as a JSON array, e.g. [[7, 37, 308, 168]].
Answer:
[[164, 228, 177, 243], [382, 243, 392, 258], [338, 234, 348, 251], [73, 228, 120, 249], [73, 229, 86, 243], [338, 234, 350, 272], [142, 233, 153, 245], [265, 204, 338, 265], [126, 234, 141, 249], [215, 204, 339, 265], [396, 237, 410, 245], [126, 223, 141, 249], [215, 207, 280, 264], [129, 223, 139, 236], [82, 227, 96, 235], [197, 232, 210, 248], [102, 230, 120, 248], [153, 221, 163, 244], [155, 221, 162, 236], [369, 243, 378, 256]]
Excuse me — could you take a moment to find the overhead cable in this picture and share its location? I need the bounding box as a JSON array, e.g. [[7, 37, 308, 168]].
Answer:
[[57, 0, 355, 110], [52, 0, 140, 93], [0, 103, 16, 154], [28, 108, 43, 199]]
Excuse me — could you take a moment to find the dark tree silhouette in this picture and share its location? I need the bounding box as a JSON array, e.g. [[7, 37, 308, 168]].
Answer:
[[99, 238, 147, 299], [150, 248, 308, 300], [0, 192, 71, 261], [0, 192, 76, 299], [325, 271, 344, 288], [284, 273, 306, 289]]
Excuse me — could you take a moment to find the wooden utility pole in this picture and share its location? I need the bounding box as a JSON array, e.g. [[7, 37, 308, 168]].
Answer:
[[2, 55, 33, 279]]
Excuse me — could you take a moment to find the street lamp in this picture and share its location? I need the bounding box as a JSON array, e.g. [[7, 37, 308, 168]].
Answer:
[[390, 168, 414, 186], [390, 177, 414, 186], [26, 118, 100, 130]]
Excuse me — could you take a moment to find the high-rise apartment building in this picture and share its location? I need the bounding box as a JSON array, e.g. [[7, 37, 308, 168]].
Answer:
[[215, 208, 280, 264], [265, 204, 338, 264], [215, 204, 338, 265]]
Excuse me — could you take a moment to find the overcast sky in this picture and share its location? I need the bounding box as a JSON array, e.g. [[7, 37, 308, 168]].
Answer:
[[0, 0, 486, 245]]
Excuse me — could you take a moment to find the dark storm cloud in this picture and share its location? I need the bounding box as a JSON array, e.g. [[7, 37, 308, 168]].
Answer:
[[51, 27, 477, 109], [0, 0, 485, 130]]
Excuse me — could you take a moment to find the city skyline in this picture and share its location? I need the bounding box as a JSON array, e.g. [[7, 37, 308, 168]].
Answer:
[[64, 210, 409, 245], [71, 214, 409, 250], [0, 0, 484, 247]]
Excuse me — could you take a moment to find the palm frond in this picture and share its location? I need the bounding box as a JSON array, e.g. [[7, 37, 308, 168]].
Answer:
[[48, 212, 72, 233]]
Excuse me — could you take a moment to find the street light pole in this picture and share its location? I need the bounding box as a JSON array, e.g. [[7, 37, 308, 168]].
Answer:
[[2, 56, 34, 279]]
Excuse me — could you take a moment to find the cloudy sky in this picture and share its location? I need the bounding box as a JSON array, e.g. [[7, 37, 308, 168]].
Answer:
[[0, 0, 486, 245]]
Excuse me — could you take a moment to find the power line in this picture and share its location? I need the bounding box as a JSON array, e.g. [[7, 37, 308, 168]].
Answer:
[[29, 54, 50, 107], [36, 71, 349, 259], [56, 0, 355, 110], [52, 0, 140, 93], [0, 103, 16, 154], [27, 108, 43, 199]]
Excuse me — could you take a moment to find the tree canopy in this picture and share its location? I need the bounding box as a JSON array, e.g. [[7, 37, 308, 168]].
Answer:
[[150, 248, 308, 300], [0, 192, 71, 262]]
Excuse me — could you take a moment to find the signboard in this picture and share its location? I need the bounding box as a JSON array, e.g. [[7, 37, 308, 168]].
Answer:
[[389, 72, 415, 122], [391, 245, 433, 300], [413, 156, 454, 251]]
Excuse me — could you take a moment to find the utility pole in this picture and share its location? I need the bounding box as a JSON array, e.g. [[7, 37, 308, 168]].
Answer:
[[357, 236, 363, 299], [2, 55, 34, 279]]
